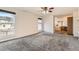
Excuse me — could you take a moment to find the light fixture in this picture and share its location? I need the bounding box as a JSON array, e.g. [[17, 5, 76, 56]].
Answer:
[[42, 10, 48, 15], [41, 7, 54, 15]]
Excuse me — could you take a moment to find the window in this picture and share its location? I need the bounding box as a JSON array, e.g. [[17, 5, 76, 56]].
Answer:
[[38, 19, 42, 32], [0, 10, 16, 39]]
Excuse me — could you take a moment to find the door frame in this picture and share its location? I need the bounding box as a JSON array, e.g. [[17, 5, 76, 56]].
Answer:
[[53, 16, 73, 35]]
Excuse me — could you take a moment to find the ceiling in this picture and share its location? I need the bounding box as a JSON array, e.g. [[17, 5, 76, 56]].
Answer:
[[16, 7, 78, 16], [0, 7, 78, 17]]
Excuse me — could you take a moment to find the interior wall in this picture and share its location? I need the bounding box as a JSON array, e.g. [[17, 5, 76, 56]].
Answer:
[[0, 7, 38, 38], [43, 15, 54, 33], [16, 10, 39, 37], [73, 8, 79, 37]]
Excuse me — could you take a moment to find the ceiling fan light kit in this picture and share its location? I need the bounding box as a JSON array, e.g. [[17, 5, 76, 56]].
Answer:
[[41, 7, 54, 14]]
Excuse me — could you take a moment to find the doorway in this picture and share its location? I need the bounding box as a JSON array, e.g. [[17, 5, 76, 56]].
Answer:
[[37, 18, 43, 32], [54, 16, 73, 35]]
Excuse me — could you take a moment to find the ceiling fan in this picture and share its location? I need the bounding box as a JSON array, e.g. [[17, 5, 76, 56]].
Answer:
[[41, 7, 54, 14]]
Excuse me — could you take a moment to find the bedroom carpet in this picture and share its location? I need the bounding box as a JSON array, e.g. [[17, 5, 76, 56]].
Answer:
[[0, 32, 79, 51]]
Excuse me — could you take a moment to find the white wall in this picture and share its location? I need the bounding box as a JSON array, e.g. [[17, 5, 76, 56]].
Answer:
[[0, 7, 38, 39], [16, 10, 38, 37], [73, 8, 79, 37], [43, 15, 54, 33]]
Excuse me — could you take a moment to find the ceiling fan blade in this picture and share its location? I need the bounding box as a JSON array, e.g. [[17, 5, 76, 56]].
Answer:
[[49, 7, 54, 9], [49, 10, 52, 12], [48, 7, 54, 12], [41, 7, 48, 10]]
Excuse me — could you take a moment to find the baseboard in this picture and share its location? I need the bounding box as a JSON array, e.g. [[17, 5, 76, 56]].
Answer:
[[0, 32, 41, 43]]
